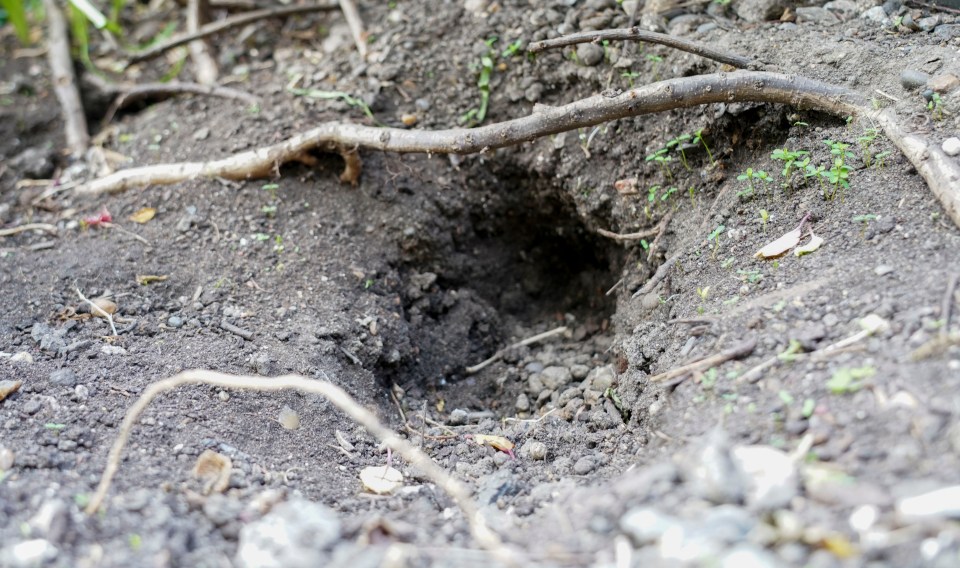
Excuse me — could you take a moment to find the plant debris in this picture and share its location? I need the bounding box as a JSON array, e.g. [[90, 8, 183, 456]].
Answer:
[[359, 465, 404, 494], [193, 449, 232, 494]]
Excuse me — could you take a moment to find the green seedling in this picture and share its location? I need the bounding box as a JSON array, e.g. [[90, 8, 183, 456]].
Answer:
[[737, 268, 763, 284], [873, 150, 892, 168], [696, 286, 710, 301], [792, 121, 809, 128], [261, 182, 279, 200], [708, 224, 725, 259], [692, 128, 714, 166], [770, 148, 809, 188], [666, 134, 693, 170], [578, 126, 602, 157], [801, 398, 816, 418], [720, 257, 735, 269], [660, 186, 678, 202], [647, 184, 660, 205], [500, 39, 523, 58], [688, 186, 697, 209], [646, 148, 674, 180], [824, 138, 854, 199], [928, 92, 944, 121], [261, 205, 277, 217], [700, 368, 718, 390], [736, 167, 771, 198], [604, 388, 631, 421], [777, 339, 804, 362], [645, 53, 663, 80], [759, 209, 770, 232], [778, 390, 795, 405], [804, 162, 827, 189], [857, 128, 880, 166], [621, 71, 642, 88], [826, 365, 876, 394]]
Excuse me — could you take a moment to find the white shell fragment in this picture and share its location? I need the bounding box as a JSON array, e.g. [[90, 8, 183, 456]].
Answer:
[[278, 406, 300, 430]]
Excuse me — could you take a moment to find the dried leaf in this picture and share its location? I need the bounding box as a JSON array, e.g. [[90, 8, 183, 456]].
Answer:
[[278, 406, 300, 430], [794, 232, 824, 256], [90, 298, 118, 317], [193, 450, 232, 494], [136, 274, 168, 285], [129, 207, 156, 224], [471, 434, 516, 459], [359, 465, 403, 494], [755, 227, 802, 259]]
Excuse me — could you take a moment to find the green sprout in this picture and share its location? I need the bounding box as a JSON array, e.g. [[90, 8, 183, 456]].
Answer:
[[770, 148, 809, 188], [647, 184, 660, 205], [645, 53, 663, 80], [826, 366, 876, 394], [666, 134, 693, 170], [759, 209, 770, 232], [708, 224, 725, 259], [660, 186, 678, 202], [856, 128, 880, 167], [692, 128, 715, 166], [688, 186, 697, 209], [289, 88, 379, 124], [500, 39, 523, 58], [928, 92, 944, 121], [736, 167, 770, 198], [645, 148, 673, 180], [852, 214, 878, 237], [873, 150, 892, 168], [621, 70, 642, 88]]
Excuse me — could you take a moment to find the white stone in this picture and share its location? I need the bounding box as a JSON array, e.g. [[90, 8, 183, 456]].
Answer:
[[942, 137, 960, 156], [897, 486, 960, 520], [731, 445, 799, 510]]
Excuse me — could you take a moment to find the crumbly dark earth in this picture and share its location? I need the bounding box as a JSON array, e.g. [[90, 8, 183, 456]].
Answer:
[[3, 0, 960, 566]]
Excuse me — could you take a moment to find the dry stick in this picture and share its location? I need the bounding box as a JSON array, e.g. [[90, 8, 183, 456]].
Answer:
[[647, 336, 757, 383], [127, 1, 339, 65], [82, 371, 516, 566], [43, 0, 89, 155], [596, 225, 660, 242], [465, 326, 568, 375], [101, 82, 259, 124], [0, 223, 58, 237], [338, 0, 368, 59], [187, 0, 219, 84], [647, 212, 673, 263], [528, 27, 757, 70], [941, 273, 959, 339], [72, 71, 960, 232]]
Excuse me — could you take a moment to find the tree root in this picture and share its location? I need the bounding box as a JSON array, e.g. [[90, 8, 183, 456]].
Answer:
[[84, 370, 518, 566], [43, 0, 89, 155], [74, 70, 960, 230]]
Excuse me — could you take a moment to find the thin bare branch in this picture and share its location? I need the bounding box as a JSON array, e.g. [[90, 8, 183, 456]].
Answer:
[[43, 0, 89, 155], [647, 336, 757, 383], [101, 82, 259, 124], [0, 223, 58, 237], [187, 0, 219, 84], [466, 326, 569, 374], [528, 27, 757, 70], [83, 370, 518, 566], [127, 1, 339, 65]]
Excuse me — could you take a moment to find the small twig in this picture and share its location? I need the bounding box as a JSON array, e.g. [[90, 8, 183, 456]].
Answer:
[[528, 27, 757, 70], [338, 0, 368, 59], [82, 371, 517, 566], [219, 319, 254, 340], [647, 336, 756, 383], [101, 82, 259, 124], [465, 326, 568, 375], [632, 252, 682, 299], [596, 225, 660, 242], [127, 2, 339, 65], [75, 287, 118, 336], [874, 89, 900, 103], [605, 277, 624, 296], [187, 0, 219, 85], [101, 222, 151, 246], [0, 223, 58, 237], [502, 407, 557, 424], [941, 273, 959, 339], [43, 0, 89, 155]]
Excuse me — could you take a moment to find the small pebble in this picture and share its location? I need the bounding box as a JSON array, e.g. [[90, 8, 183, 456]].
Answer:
[[900, 69, 930, 90], [448, 408, 468, 426], [874, 265, 895, 276], [168, 315, 184, 329], [576, 43, 604, 66], [573, 456, 596, 475], [278, 406, 300, 430], [10, 352, 33, 364], [49, 369, 76, 388], [942, 137, 960, 157], [523, 440, 548, 460]]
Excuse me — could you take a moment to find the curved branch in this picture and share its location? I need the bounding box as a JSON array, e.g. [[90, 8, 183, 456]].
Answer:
[[528, 27, 758, 70]]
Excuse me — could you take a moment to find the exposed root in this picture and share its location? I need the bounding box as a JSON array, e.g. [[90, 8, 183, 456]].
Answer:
[[72, 68, 960, 231], [187, 0, 219, 85], [100, 81, 259, 125], [84, 370, 518, 566], [338, 0, 368, 59], [0, 223, 58, 237]]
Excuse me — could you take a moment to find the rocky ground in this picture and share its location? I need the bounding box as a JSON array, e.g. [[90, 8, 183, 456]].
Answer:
[[2, 0, 960, 566]]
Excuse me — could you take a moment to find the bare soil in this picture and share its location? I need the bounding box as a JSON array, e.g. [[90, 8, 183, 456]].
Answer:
[[3, 1, 960, 566]]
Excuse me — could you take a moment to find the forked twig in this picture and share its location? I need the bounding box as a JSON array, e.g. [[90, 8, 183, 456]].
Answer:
[[466, 326, 569, 374], [127, 1, 339, 65], [528, 27, 757, 70], [84, 370, 517, 566]]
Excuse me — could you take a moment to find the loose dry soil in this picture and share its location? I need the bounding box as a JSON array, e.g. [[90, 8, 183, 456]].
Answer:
[[3, 0, 960, 566]]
